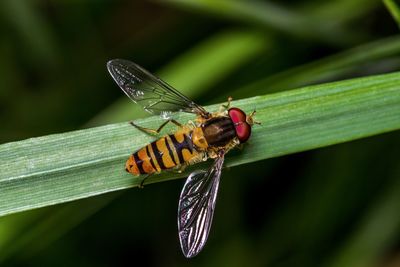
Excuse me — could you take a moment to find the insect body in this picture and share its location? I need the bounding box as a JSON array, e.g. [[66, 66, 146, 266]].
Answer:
[[125, 128, 199, 175], [125, 112, 251, 176], [107, 59, 258, 258]]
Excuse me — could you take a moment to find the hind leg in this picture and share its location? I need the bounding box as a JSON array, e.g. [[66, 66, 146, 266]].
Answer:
[[138, 174, 152, 188], [174, 164, 187, 174]]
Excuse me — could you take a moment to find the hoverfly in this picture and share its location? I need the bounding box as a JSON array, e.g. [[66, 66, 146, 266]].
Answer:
[[107, 59, 259, 258]]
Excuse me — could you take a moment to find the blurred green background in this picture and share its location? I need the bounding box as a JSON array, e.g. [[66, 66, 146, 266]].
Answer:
[[1, 0, 400, 266]]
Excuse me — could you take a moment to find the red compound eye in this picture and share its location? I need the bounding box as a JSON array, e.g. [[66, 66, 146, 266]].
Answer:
[[228, 107, 251, 143]]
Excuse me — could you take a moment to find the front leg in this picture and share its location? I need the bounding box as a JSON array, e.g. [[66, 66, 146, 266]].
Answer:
[[220, 96, 233, 112], [130, 119, 182, 136]]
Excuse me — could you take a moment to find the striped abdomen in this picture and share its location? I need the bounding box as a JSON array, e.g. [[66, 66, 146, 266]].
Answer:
[[126, 130, 200, 175]]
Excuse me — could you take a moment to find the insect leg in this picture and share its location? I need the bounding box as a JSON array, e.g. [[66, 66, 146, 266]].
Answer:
[[174, 164, 187, 173], [221, 96, 233, 111], [170, 119, 183, 127], [138, 174, 151, 188], [130, 119, 182, 135]]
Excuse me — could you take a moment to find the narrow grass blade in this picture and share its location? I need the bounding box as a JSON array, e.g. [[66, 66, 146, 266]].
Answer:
[[160, 0, 360, 45], [1, 71, 400, 217], [307, 0, 379, 24], [384, 0, 400, 29], [228, 35, 400, 99]]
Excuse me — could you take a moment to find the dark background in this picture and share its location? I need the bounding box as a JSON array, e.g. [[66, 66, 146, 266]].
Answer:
[[0, 1, 400, 266]]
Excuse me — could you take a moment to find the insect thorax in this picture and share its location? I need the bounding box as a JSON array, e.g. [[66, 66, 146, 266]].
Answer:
[[202, 117, 237, 147]]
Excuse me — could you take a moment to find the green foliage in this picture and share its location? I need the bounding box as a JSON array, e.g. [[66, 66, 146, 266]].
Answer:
[[161, 0, 375, 45], [0, 0, 400, 266], [384, 0, 400, 28], [1, 71, 399, 217]]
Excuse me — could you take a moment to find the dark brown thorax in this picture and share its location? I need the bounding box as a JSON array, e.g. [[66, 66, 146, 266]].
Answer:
[[202, 117, 236, 147]]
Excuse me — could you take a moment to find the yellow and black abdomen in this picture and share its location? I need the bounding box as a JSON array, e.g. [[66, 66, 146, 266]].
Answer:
[[125, 129, 202, 175]]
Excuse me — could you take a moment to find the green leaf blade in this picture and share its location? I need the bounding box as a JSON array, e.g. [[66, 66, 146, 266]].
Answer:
[[384, 0, 400, 28], [1, 71, 400, 217]]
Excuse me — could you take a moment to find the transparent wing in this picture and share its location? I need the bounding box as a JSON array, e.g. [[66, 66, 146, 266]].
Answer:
[[107, 59, 209, 118], [177, 153, 225, 258]]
